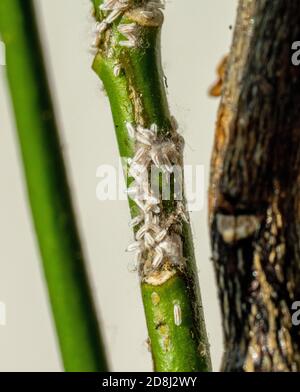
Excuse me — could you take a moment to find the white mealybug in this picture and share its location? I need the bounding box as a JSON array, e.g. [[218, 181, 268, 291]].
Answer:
[[129, 215, 143, 228], [162, 153, 173, 173], [177, 202, 189, 223], [136, 133, 152, 146], [152, 246, 164, 269], [136, 225, 148, 240], [95, 21, 107, 34], [118, 23, 138, 48], [133, 146, 148, 163], [144, 202, 160, 214], [100, 0, 118, 11], [100, 0, 130, 12], [173, 303, 182, 326], [150, 149, 163, 168], [105, 9, 123, 24], [119, 40, 136, 48], [137, 125, 156, 140], [152, 214, 159, 225], [149, 223, 161, 235], [155, 228, 167, 243], [113, 64, 122, 77], [118, 23, 137, 35], [144, 212, 153, 225], [150, 123, 158, 135], [144, 232, 155, 248], [126, 241, 142, 252]]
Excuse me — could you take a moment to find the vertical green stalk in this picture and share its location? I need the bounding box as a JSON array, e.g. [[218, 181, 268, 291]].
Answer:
[[0, 0, 108, 372], [91, 0, 211, 371]]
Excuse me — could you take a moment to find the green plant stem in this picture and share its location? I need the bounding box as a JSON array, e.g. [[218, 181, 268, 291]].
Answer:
[[0, 0, 108, 372], [92, 0, 211, 371]]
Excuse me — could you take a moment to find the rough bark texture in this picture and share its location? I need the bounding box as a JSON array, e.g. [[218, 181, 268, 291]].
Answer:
[[209, 0, 300, 371]]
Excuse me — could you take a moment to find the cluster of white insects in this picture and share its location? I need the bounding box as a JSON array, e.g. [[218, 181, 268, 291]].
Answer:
[[91, 0, 165, 51], [91, 1, 187, 277], [125, 120, 188, 273]]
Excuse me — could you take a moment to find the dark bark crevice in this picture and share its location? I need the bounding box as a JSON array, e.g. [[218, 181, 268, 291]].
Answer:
[[210, 0, 300, 371]]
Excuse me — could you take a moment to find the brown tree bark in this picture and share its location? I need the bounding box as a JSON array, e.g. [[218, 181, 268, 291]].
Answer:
[[209, 0, 300, 371]]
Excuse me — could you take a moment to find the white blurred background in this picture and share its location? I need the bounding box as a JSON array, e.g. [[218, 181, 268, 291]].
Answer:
[[0, 0, 237, 371]]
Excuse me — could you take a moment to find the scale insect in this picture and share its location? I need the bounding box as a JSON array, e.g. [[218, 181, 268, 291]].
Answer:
[[152, 246, 164, 269], [92, 0, 166, 53], [100, 0, 130, 12], [118, 23, 139, 48], [126, 122, 136, 138], [124, 121, 186, 272], [173, 303, 182, 326], [113, 63, 122, 77]]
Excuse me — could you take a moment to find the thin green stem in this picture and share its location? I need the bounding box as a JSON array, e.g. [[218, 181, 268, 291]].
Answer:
[[92, 0, 211, 371], [0, 0, 108, 372]]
